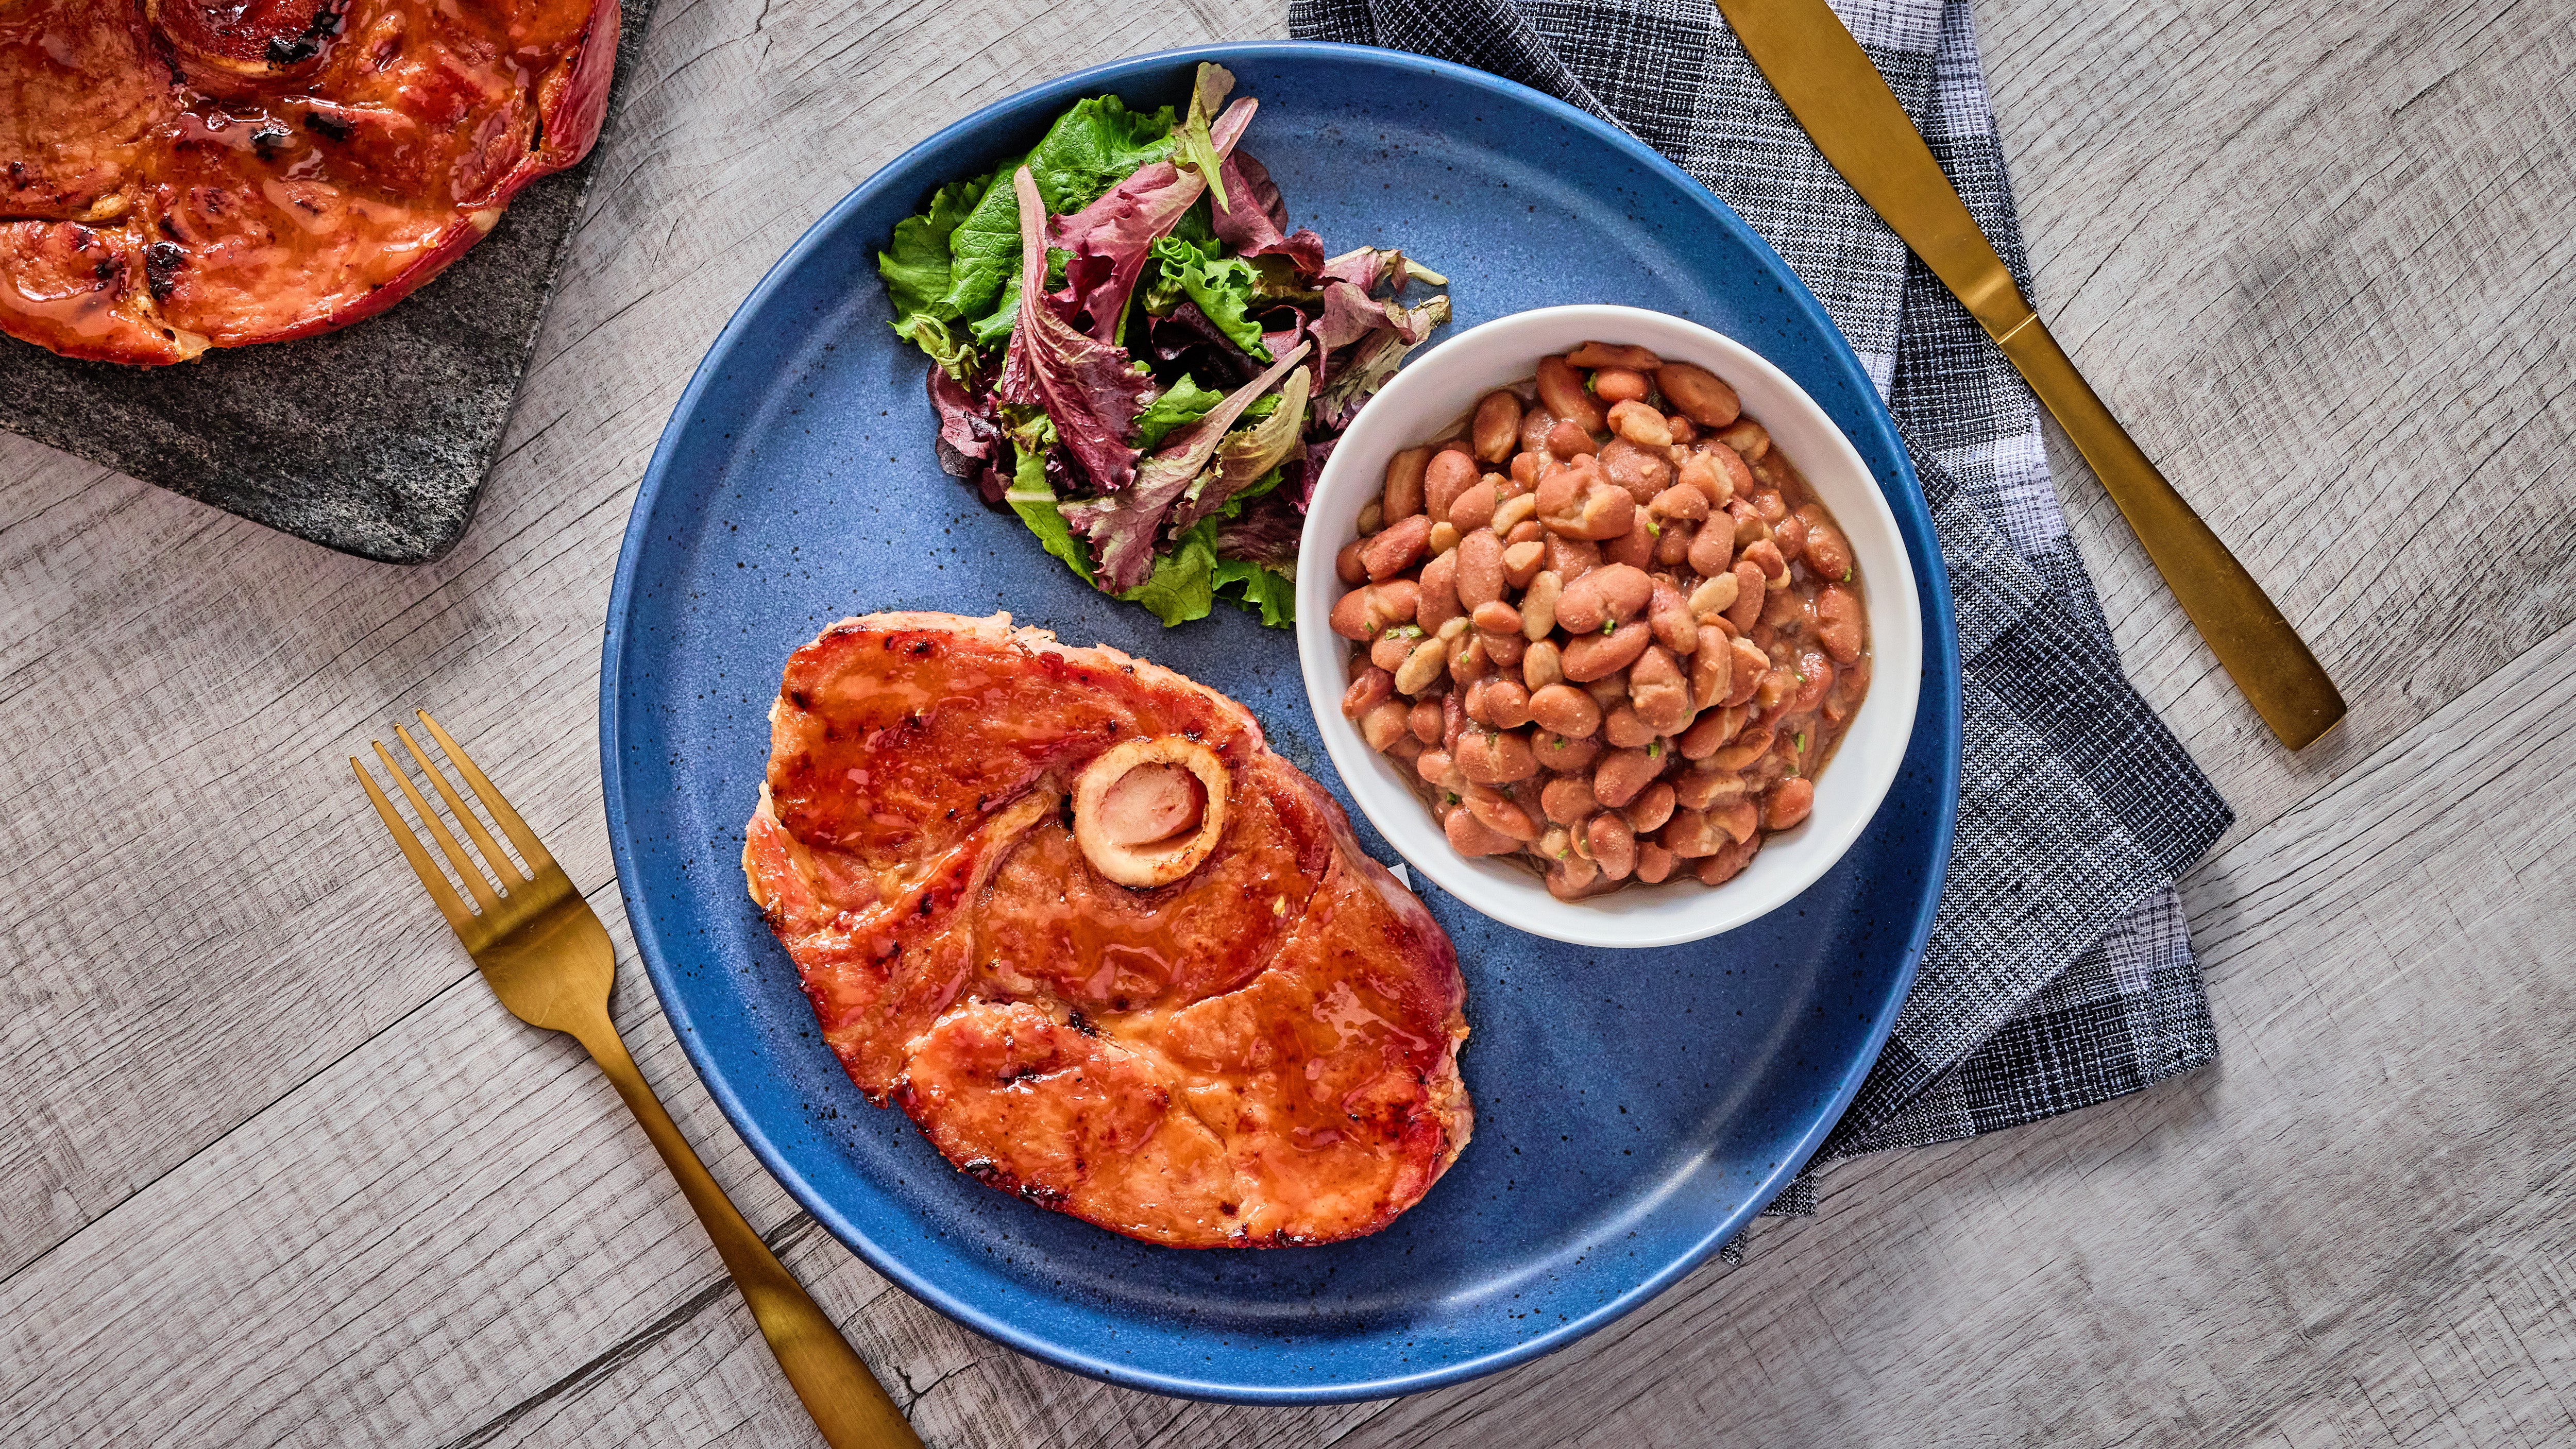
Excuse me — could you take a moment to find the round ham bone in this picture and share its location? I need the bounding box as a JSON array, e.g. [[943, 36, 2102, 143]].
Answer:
[[1073, 736, 1229, 885]]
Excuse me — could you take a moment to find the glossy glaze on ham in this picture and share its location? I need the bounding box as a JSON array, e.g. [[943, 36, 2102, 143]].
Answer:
[[0, 0, 618, 365], [742, 612, 1472, 1248]]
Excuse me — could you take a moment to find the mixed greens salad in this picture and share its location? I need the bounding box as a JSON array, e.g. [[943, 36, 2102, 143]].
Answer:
[[878, 64, 1450, 626]]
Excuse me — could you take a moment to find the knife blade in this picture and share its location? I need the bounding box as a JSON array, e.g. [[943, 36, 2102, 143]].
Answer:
[[1711, 0, 2346, 749]]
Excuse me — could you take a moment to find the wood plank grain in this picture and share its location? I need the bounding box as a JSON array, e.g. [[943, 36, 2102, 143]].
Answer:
[[1974, 0, 2576, 844]]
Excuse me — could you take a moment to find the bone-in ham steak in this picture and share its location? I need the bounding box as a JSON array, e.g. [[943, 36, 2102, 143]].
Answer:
[[0, 0, 618, 365], [742, 612, 1473, 1247]]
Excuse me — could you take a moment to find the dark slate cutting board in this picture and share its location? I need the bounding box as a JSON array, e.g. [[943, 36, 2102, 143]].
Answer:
[[0, 1, 655, 566]]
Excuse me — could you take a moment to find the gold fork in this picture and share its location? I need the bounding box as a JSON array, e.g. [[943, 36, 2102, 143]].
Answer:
[[353, 711, 923, 1449]]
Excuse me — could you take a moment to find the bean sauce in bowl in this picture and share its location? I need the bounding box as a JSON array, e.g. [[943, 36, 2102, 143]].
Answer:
[[1295, 305, 1921, 948]]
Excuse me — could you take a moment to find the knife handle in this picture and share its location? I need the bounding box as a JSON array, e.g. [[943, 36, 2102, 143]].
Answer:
[[1990, 313, 2346, 748]]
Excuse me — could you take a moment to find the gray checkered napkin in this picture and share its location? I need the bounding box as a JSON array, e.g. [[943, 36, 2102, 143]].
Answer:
[[1287, 0, 2234, 1215]]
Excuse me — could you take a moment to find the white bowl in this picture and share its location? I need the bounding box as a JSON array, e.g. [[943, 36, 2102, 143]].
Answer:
[[1295, 304, 1923, 948]]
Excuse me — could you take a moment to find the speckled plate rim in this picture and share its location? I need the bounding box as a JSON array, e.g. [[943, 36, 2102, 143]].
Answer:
[[601, 40, 1963, 1404]]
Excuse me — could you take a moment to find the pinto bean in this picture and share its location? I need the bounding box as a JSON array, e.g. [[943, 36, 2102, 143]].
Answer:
[[1676, 452, 1730, 508], [1771, 512, 1808, 563], [1544, 534, 1601, 580], [1468, 677, 1533, 729], [1762, 581, 1814, 632], [1427, 521, 1461, 556], [1394, 637, 1450, 695], [1362, 514, 1433, 580], [1816, 585, 1865, 663], [1501, 540, 1546, 589], [1425, 448, 1479, 523], [1453, 529, 1507, 608], [1456, 727, 1539, 785], [1410, 697, 1446, 744], [1447, 634, 1489, 686], [1767, 777, 1816, 830], [1445, 806, 1521, 857], [1472, 390, 1524, 463], [1688, 512, 1738, 578], [1603, 704, 1657, 749], [1540, 775, 1599, 826], [1546, 853, 1602, 899], [1715, 417, 1769, 462], [1329, 578, 1418, 640], [1790, 652, 1834, 713], [1655, 362, 1741, 429], [1605, 509, 1658, 569], [1554, 562, 1653, 635], [1607, 400, 1674, 449], [1519, 406, 1558, 454], [1481, 625, 1529, 669], [1711, 797, 1760, 844], [1414, 551, 1461, 635], [1677, 703, 1745, 760], [1466, 785, 1542, 842], [1634, 842, 1676, 883], [1687, 622, 1732, 708], [1492, 490, 1539, 532], [1592, 746, 1660, 809], [1599, 437, 1675, 502], [1741, 538, 1789, 589], [1674, 765, 1745, 811], [1804, 514, 1854, 585], [1629, 645, 1692, 734], [1449, 479, 1500, 535], [1623, 781, 1677, 834], [1587, 813, 1638, 881], [1655, 522, 1693, 567], [1335, 540, 1368, 585], [1523, 638, 1564, 690], [1360, 699, 1411, 752], [1528, 681, 1602, 738], [1417, 748, 1464, 791], [1591, 366, 1651, 404], [1720, 635, 1769, 707], [1536, 729, 1604, 773], [1725, 559, 1767, 632], [1369, 630, 1414, 672], [1545, 419, 1598, 459], [1659, 808, 1726, 858], [1649, 484, 1709, 523], [1708, 725, 1775, 772], [1568, 341, 1662, 371], [1536, 355, 1607, 434], [1688, 571, 1739, 621], [1650, 580, 1697, 654], [1383, 447, 1431, 519], [1666, 415, 1699, 444], [1689, 833, 1756, 884], [1342, 665, 1394, 719], [1561, 620, 1653, 682]]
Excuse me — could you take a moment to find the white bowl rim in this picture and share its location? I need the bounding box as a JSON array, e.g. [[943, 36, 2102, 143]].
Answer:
[[1294, 303, 1924, 949]]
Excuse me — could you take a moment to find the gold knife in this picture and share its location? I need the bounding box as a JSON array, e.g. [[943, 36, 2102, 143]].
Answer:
[[1710, 0, 2346, 748]]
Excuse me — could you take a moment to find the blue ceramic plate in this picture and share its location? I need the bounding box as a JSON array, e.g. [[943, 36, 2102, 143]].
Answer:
[[602, 41, 1961, 1404]]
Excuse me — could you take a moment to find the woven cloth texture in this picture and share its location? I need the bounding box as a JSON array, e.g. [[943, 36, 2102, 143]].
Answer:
[[1287, 0, 2235, 1212]]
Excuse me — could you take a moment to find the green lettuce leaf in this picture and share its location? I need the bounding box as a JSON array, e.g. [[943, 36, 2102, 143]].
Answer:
[[1213, 555, 1296, 626], [998, 415, 1096, 585], [1145, 236, 1267, 356], [1118, 519, 1216, 626], [880, 174, 987, 321]]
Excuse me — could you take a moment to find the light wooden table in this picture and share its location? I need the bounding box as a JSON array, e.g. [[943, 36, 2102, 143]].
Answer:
[[5, 1, 2571, 1444]]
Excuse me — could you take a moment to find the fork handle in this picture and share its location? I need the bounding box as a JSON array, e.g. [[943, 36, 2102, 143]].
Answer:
[[569, 1014, 925, 1449]]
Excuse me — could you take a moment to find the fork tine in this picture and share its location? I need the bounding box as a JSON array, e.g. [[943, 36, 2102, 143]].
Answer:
[[415, 710, 556, 873], [353, 755, 476, 933], [372, 739, 502, 913], [395, 723, 526, 888]]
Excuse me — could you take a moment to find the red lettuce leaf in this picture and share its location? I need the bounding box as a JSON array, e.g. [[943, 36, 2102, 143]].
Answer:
[[1213, 147, 1326, 274], [994, 167, 1159, 492], [1062, 339, 1311, 591], [1215, 493, 1304, 567], [927, 363, 1010, 507], [1050, 94, 1257, 343]]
